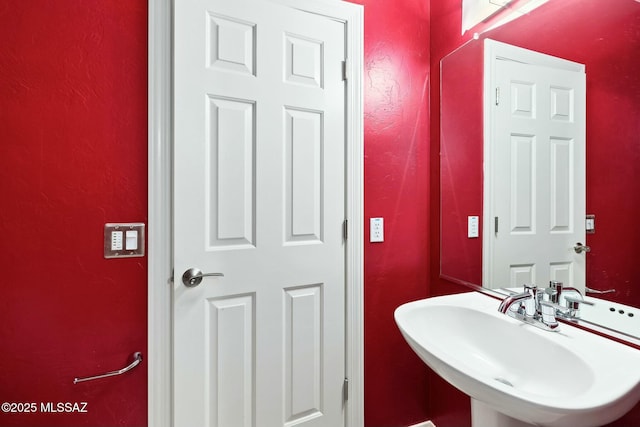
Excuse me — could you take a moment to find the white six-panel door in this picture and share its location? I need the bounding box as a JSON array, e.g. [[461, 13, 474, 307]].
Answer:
[[173, 0, 347, 425], [485, 44, 586, 291]]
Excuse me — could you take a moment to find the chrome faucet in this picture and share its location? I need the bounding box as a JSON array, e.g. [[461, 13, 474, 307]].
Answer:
[[497, 291, 532, 314], [497, 282, 592, 331]]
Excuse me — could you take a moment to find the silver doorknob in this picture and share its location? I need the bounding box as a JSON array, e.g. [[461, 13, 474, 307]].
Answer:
[[182, 268, 224, 287], [574, 242, 591, 254]]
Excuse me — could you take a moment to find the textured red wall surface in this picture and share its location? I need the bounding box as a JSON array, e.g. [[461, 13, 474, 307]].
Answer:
[[431, 0, 640, 425], [439, 40, 483, 286], [2, 1, 638, 426], [345, 0, 432, 425], [0, 1, 148, 426]]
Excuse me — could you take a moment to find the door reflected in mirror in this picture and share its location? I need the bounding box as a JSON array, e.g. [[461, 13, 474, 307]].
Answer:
[[439, 0, 640, 333]]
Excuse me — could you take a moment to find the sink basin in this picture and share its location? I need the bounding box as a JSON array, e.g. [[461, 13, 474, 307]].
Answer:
[[395, 292, 640, 427]]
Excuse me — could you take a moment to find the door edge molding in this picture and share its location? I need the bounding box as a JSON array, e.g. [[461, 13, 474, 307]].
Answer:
[[148, 0, 364, 425], [148, 0, 173, 426]]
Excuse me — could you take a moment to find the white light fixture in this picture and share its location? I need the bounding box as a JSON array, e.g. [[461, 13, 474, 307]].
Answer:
[[461, 0, 549, 35]]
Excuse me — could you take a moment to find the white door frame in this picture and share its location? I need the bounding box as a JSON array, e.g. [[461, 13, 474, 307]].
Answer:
[[147, 1, 364, 426]]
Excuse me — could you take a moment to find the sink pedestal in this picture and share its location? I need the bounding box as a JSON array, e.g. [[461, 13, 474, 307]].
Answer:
[[472, 399, 534, 427]]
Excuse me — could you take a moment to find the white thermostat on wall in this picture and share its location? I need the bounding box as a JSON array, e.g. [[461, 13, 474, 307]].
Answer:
[[104, 223, 145, 258]]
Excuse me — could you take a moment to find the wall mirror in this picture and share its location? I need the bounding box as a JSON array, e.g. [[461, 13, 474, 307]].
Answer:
[[440, 0, 640, 337]]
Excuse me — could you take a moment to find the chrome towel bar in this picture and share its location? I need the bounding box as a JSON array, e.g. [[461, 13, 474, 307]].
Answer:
[[74, 352, 143, 384]]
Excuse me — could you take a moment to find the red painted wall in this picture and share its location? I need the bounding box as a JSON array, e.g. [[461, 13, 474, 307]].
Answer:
[[2, 0, 434, 426], [0, 1, 148, 426], [2, 1, 638, 427], [345, 0, 433, 425], [439, 40, 483, 286], [431, 0, 640, 425]]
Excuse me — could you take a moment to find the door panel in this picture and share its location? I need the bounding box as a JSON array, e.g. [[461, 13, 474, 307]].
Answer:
[[207, 294, 255, 427], [173, 0, 347, 426], [489, 58, 586, 290], [206, 96, 256, 247], [284, 285, 323, 424], [285, 107, 323, 243]]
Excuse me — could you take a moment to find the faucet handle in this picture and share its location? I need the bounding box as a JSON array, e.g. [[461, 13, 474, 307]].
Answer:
[[564, 295, 594, 307], [544, 287, 558, 304], [563, 295, 594, 317], [540, 300, 571, 313], [548, 281, 563, 303], [523, 284, 538, 317], [558, 287, 589, 311], [561, 286, 582, 296], [550, 280, 563, 291], [524, 284, 539, 300], [539, 304, 558, 329], [539, 300, 571, 329]]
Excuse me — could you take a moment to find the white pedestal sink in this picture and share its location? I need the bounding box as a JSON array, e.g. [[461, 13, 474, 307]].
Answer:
[[394, 292, 640, 427]]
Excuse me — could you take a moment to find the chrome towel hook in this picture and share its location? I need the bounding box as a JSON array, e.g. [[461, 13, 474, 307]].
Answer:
[[74, 352, 143, 384]]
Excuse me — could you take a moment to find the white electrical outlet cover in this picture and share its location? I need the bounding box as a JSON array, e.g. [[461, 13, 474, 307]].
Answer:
[[370, 217, 384, 242]]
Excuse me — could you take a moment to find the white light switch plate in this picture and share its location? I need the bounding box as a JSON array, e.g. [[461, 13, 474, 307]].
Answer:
[[468, 216, 479, 238], [586, 214, 595, 234]]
